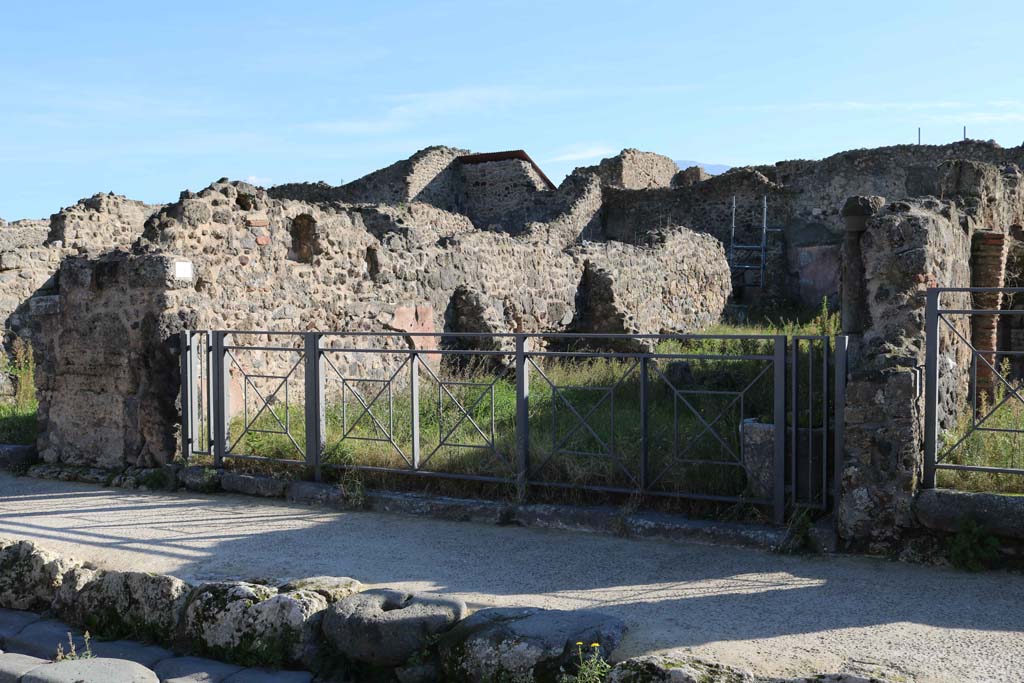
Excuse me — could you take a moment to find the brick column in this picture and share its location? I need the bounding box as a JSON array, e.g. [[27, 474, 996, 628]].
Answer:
[[971, 231, 1009, 397]]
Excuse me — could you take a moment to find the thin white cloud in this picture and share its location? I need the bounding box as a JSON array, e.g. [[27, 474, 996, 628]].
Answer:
[[303, 84, 696, 136], [245, 175, 273, 186], [545, 145, 617, 163], [304, 86, 524, 135], [927, 106, 1024, 124], [742, 100, 966, 113]]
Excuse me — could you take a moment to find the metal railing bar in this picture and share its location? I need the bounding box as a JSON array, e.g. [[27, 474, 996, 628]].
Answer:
[[939, 309, 1024, 316], [324, 347, 514, 357], [224, 345, 305, 353], [973, 426, 1024, 434], [936, 463, 1024, 475], [318, 331, 784, 340], [526, 479, 772, 505], [207, 329, 785, 342], [223, 453, 305, 465], [321, 462, 512, 483], [932, 287, 1024, 294]]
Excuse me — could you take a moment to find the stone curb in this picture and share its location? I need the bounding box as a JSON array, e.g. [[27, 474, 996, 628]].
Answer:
[[18, 464, 789, 551], [915, 488, 1024, 540], [0, 538, 896, 682]]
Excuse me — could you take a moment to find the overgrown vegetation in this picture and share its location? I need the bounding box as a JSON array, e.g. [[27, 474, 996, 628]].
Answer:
[[216, 303, 839, 516], [948, 518, 1001, 571], [559, 642, 611, 683], [937, 358, 1024, 495], [55, 630, 93, 661], [0, 337, 38, 445]]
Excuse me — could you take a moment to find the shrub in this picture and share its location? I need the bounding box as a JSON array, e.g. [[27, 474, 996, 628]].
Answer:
[[949, 518, 1001, 571], [559, 642, 611, 683]]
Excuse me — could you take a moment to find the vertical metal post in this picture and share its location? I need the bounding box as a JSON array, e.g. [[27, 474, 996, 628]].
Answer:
[[304, 333, 324, 480], [410, 351, 420, 470], [833, 336, 847, 516], [515, 335, 530, 498], [820, 338, 830, 508], [760, 196, 768, 288], [729, 195, 736, 267], [639, 356, 649, 492], [923, 289, 940, 488], [179, 332, 192, 463], [789, 339, 798, 506], [211, 331, 228, 468], [772, 335, 787, 524]]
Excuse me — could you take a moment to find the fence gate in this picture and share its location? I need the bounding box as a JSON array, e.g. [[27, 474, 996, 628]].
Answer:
[[924, 287, 1024, 487], [180, 330, 847, 525]]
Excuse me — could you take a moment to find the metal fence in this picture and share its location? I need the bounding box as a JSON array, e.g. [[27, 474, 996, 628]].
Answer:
[[181, 330, 847, 524], [924, 287, 1024, 486]]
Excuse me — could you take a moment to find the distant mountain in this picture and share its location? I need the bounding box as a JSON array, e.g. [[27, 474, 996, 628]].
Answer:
[[674, 160, 732, 175]]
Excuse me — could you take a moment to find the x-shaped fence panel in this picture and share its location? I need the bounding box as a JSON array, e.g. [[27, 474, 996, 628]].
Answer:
[[224, 344, 306, 461], [184, 331, 845, 524], [925, 288, 1024, 485]]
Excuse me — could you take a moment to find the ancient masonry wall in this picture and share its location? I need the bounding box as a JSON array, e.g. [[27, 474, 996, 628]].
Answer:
[[34, 179, 730, 468], [0, 196, 157, 395], [592, 149, 678, 190], [9, 141, 1024, 551], [838, 158, 1024, 551], [34, 253, 192, 468], [458, 158, 549, 232], [601, 142, 1024, 309]]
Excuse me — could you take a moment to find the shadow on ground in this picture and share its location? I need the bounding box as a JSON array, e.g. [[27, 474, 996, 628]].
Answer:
[[0, 473, 1021, 681]]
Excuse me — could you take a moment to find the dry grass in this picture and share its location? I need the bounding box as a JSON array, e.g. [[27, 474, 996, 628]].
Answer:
[[937, 360, 1024, 494], [0, 337, 37, 445]]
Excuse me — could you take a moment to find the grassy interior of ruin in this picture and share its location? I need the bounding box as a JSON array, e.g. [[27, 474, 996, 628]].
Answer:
[[0, 338, 37, 446], [936, 359, 1024, 495], [211, 305, 840, 517], [6, 301, 1022, 499]]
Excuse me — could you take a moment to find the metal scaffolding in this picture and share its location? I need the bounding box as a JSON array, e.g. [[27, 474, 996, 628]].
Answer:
[[728, 195, 783, 289]]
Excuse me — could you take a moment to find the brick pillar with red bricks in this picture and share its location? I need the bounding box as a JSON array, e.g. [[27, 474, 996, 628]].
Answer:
[[970, 231, 1009, 398]]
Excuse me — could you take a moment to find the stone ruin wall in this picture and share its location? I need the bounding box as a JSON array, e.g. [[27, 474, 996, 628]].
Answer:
[[0, 196, 158, 396], [838, 157, 1024, 551], [8, 140, 1024, 552], [600, 141, 1024, 311], [593, 149, 679, 190], [33, 170, 730, 468]]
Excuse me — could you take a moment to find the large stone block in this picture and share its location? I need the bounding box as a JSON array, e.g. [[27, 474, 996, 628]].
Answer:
[[915, 488, 1024, 540], [53, 568, 191, 642], [183, 582, 327, 668], [438, 607, 626, 683], [20, 658, 158, 683], [0, 540, 80, 611], [322, 589, 467, 667]]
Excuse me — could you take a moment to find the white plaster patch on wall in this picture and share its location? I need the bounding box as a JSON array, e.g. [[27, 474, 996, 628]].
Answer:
[[174, 260, 194, 281]]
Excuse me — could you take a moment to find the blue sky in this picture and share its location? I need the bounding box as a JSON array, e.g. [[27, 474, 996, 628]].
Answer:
[[2, 0, 1022, 219]]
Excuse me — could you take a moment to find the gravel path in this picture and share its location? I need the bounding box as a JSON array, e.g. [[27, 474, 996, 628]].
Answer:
[[1, 472, 1021, 683]]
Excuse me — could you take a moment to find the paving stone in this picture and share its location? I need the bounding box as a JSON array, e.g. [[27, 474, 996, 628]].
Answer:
[[222, 668, 313, 683], [153, 656, 243, 683], [0, 609, 41, 646], [89, 639, 175, 668], [2, 619, 84, 660], [221, 473, 286, 499], [21, 657, 158, 683], [0, 652, 46, 683]]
